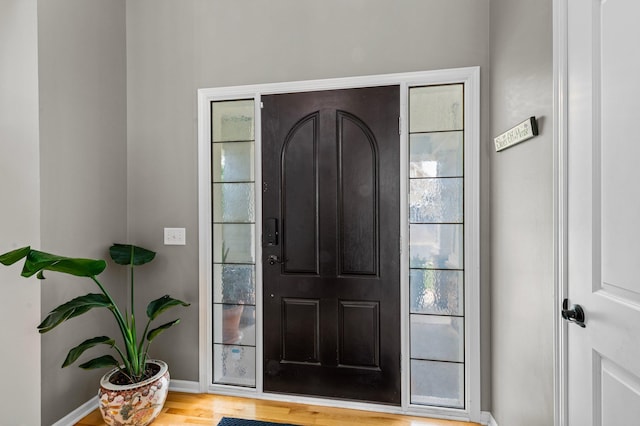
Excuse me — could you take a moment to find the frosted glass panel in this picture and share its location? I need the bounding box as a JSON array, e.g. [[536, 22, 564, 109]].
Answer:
[[213, 264, 255, 305], [213, 304, 256, 346], [409, 82, 466, 409], [410, 132, 463, 177], [212, 142, 255, 182], [213, 183, 255, 223], [411, 315, 463, 362], [211, 99, 256, 390], [411, 360, 464, 408], [212, 100, 255, 142], [410, 178, 463, 223], [213, 224, 255, 263], [410, 224, 463, 269], [410, 85, 463, 133], [213, 344, 256, 387], [410, 269, 463, 315]]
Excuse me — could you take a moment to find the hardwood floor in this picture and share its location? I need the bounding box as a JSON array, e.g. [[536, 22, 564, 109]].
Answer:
[[76, 392, 480, 426]]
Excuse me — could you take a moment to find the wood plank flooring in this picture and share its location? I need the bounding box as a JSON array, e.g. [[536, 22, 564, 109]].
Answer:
[[76, 392, 480, 426]]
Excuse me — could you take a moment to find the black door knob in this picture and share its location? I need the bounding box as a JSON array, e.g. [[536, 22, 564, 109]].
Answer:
[[562, 298, 586, 328], [267, 255, 286, 265]]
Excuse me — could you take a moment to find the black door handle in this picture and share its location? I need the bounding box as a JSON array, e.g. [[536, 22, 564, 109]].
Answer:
[[267, 255, 286, 265], [562, 298, 586, 328]]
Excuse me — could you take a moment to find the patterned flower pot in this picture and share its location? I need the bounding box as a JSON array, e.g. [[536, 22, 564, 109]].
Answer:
[[98, 359, 170, 426]]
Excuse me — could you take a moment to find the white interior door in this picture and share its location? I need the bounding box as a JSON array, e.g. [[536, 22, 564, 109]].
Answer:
[[565, 0, 640, 424]]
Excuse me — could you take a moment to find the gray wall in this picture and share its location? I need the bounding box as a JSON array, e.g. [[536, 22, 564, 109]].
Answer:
[[37, 0, 128, 424], [489, 0, 554, 424], [0, 1, 41, 424], [126, 0, 492, 409]]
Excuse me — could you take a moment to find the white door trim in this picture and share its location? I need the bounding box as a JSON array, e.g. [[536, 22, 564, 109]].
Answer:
[[553, 0, 569, 425], [197, 68, 481, 422]]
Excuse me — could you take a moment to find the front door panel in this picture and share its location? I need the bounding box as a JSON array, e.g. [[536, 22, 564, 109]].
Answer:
[[262, 86, 400, 404]]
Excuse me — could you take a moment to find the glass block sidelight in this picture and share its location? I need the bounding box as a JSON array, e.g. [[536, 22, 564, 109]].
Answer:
[[211, 99, 256, 388], [409, 178, 463, 224], [410, 269, 463, 316], [410, 359, 464, 408], [409, 224, 463, 270], [410, 132, 463, 178], [213, 183, 255, 223], [410, 315, 464, 363], [212, 142, 255, 183], [409, 84, 464, 408], [213, 224, 255, 264], [213, 344, 256, 387], [212, 100, 255, 142], [213, 264, 255, 305], [213, 304, 256, 346], [409, 85, 464, 133]]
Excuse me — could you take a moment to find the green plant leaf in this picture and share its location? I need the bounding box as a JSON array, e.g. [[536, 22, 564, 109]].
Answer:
[[62, 336, 115, 368], [146, 318, 180, 342], [109, 244, 155, 266], [78, 354, 119, 370], [0, 246, 31, 266], [21, 250, 106, 278], [146, 295, 190, 320], [38, 293, 112, 333]]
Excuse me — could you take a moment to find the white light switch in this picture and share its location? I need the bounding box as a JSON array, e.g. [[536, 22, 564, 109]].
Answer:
[[164, 228, 186, 245]]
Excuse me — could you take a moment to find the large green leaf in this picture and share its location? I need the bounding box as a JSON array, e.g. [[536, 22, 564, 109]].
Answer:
[[38, 293, 112, 333], [62, 336, 115, 368], [78, 354, 120, 370], [146, 295, 190, 320], [21, 250, 106, 278], [109, 244, 155, 266], [146, 318, 180, 342], [0, 246, 31, 266]]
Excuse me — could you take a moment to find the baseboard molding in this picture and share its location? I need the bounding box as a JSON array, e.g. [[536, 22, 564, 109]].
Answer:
[[170, 379, 200, 393], [51, 396, 98, 426], [481, 411, 498, 426]]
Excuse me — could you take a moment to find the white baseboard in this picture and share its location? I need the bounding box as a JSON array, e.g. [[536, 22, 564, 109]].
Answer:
[[51, 396, 98, 426], [480, 411, 498, 426], [170, 379, 200, 393]]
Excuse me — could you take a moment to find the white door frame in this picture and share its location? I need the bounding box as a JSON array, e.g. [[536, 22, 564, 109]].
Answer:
[[197, 68, 482, 423], [553, 0, 568, 424]]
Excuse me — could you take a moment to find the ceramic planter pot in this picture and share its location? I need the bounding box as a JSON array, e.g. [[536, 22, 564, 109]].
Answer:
[[98, 359, 169, 426]]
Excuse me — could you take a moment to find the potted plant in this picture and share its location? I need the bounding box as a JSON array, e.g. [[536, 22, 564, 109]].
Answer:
[[0, 243, 189, 426]]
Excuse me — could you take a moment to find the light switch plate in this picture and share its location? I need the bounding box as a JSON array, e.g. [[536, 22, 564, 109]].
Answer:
[[164, 228, 186, 245]]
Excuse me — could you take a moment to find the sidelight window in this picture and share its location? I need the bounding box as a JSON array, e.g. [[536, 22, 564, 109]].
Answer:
[[211, 99, 257, 387], [408, 84, 465, 408]]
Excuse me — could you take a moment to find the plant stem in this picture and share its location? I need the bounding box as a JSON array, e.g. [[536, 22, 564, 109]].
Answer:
[[127, 245, 140, 378], [127, 246, 144, 378], [130, 248, 135, 326], [112, 344, 128, 370], [138, 318, 152, 360], [91, 276, 137, 376]]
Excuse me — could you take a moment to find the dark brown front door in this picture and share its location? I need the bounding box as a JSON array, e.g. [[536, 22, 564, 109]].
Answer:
[[262, 86, 400, 404]]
